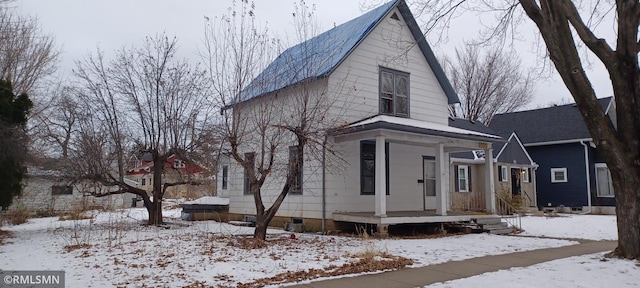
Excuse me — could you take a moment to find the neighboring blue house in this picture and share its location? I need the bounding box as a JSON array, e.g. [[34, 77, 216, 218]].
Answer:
[[489, 97, 617, 214], [449, 118, 538, 209]]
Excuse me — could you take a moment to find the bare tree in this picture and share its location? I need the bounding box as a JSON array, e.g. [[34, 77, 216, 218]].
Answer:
[[0, 2, 59, 95], [444, 45, 533, 124], [32, 84, 79, 159], [414, 0, 640, 259], [70, 34, 212, 225], [204, 0, 349, 240]]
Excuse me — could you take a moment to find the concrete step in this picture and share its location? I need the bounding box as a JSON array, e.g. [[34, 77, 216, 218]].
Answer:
[[489, 227, 514, 235], [482, 223, 509, 230], [475, 217, 502, 225]]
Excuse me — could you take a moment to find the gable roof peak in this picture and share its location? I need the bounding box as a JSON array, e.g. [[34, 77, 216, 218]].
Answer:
[[236, 0, 459, 105]]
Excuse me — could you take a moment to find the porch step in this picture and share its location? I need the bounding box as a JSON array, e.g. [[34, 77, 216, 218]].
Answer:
[[473, 217, 514, 235], [489, 227, 515, 235], [475, 217, 502, 225]]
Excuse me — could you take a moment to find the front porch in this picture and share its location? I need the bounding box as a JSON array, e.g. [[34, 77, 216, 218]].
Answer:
[[330, 116, 504, 227]]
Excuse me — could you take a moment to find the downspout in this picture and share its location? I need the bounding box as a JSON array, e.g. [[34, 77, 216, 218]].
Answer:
[[321, 135, 327, 233], [580, 141, 592, 214]]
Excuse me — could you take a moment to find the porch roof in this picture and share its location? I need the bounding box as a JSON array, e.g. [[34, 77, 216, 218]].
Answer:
[[331, 115, 504, 143]]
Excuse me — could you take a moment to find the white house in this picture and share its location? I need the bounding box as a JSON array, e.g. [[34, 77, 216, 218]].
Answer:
[[217, 0, 503, 236]]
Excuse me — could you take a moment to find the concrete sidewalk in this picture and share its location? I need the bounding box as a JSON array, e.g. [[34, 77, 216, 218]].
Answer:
[[290, 240, 617, 288]]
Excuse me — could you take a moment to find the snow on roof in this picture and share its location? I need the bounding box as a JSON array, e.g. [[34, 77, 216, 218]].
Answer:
[[349, 115, 502, 139], [183, 196, 229, 206], [236, 0, 397, 102]]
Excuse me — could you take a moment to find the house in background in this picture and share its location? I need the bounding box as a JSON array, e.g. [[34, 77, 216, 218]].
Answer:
[[8, 166, 135, 214], [218, 0, 504, 236], [126, 153, 211, 200], [449, 118, 537, 210], [489, 97, 616, 214]]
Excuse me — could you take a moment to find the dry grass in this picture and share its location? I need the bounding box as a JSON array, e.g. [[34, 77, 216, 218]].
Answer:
[[233, 241, 413, 288], [64, 243, 92, 252], [0, 230, 13, 246], [58, 211, 93, 221], [2, 210, 29, 225]]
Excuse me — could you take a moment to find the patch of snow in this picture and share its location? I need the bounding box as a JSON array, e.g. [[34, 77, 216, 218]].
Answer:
[[183, 196, 230, 205], [426, 253, 640, 288], [520, 214, 617, 240], [0, 211, 620, 287]]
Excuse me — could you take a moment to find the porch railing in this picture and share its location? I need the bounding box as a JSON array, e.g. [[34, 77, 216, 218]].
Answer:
[[495, 194, 522, 231]]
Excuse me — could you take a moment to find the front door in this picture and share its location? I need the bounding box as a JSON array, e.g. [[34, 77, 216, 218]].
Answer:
[[423, 157, 436, 210], [511, 168, 521, 195]]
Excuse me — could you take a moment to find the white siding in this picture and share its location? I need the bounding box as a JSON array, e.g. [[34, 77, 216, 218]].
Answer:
[[324, 141, 439, 216], [328, 7, 450, 125]]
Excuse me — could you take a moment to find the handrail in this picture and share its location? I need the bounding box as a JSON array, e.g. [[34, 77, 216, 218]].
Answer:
[[522, 190, 533, 204], [495, 194, 522, 231]]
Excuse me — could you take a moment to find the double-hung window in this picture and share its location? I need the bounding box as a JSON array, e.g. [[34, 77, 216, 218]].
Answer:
[[244, 152, 255, 195], [455, 165, 471, 192], [380, 68, 409, 116], [288, 146, 303, 195], [595, 164, 614, 197], [360, 141, 389, 195], [498, 165, 508, 182], [221, 165, 228, 190]]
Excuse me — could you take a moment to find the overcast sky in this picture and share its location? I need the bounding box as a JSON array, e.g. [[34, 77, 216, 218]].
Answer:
[[17, 0, 614, 108]]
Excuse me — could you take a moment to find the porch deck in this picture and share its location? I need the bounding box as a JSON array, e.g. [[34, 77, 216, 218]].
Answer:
[[332, 210, 498, 225]]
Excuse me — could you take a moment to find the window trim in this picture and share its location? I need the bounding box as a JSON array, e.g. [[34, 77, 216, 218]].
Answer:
[[141, 178, 146, 186], [288, 146, 303, 195], [360, 141, 389, 195], [595, 163, 614, 198], [550, 167, 568, 183], [243, 152, 255, 195], [221, 165, 228, 190], [379, 67, 410, 117], [457, 165, 469, 192]]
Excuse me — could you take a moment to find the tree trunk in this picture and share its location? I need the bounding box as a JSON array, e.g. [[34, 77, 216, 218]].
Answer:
[[148, 149, 165, 226], [253, 221, 268, 240], [519, 0, 640, 260], [609, 162, 640, 259]]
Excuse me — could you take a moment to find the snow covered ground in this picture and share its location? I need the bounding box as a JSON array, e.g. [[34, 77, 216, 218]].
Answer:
[[0, 209, 630, 287]]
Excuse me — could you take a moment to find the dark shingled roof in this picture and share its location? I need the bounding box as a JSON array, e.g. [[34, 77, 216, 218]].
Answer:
[[448, 118, 503, 159], [488, 97, 613, 144], [236, 0, 459, 105]]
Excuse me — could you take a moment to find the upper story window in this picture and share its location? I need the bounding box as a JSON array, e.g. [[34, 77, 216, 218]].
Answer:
[[173, 159, 185, 169], [379, 67, 409, 117]]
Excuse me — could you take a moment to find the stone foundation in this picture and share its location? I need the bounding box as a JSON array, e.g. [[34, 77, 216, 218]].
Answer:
[[227, 213, 351, 233]]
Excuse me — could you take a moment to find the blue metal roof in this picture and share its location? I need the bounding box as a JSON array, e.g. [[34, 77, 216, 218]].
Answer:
[[236, 0, 460, 105]]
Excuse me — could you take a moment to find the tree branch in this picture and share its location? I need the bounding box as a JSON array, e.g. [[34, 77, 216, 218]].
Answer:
[[562, 0, 615, 64]]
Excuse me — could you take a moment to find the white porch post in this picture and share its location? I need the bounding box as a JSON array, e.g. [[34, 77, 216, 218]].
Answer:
[[484, 148, 496, 213], [374, 136, 387, 217], [435, 143, 447, 215]]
